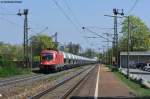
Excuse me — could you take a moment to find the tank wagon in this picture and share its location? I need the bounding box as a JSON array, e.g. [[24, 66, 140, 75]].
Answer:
[[40, 50, 97, 71]]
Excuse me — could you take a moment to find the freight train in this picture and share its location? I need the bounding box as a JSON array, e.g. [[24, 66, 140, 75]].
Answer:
[[40, 50, 97, 71]]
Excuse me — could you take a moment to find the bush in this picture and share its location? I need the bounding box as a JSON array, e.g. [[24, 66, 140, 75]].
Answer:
[[0, 65, 30, 77], [106, 65, 118, 72], [0, 58, 14, 67]]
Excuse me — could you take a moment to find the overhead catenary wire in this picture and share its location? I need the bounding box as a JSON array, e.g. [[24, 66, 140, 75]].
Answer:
[[0, 16, 22, 27], [0, 14, 35, 33], [52, 0, 93, 50], [0, 15, 45, 39], [127, 0, 139, 15], [0, 6, 47, 34], [0, 6, 24, 21], [0, 6, 24, 27], [82, 26, 114, 50], [0, 6, 15, 14], [84, 26, 114, 30], [63, 0, 92, 48], [63, 0, 82, 27], [52, 0, 81, 33], [83, 27, 109, 41], [30, 27, 49, 34], [64, 0, 96, 45], [84, 26, 114, 37], [52, 0, 109, 51], [0, 13, 17, 15], [63, 0, 98, 46]]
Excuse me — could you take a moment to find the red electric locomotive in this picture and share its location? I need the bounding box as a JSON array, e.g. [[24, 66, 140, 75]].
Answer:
[[40, 49, 97, 72], [40, 50, 64, 71]]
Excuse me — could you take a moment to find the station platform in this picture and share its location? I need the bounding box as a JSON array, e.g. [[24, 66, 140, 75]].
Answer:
[[99, 65, 134, 98], [70, 65, 134, 99]]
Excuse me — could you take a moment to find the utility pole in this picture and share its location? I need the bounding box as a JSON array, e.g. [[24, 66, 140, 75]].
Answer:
[[17, 9, 29, 67], [102, 45, 106, 64], [115, 10, 130, 79], [106, 9, 130, 78], [113, 8, 124, 67], [127, 16, 130, 79], [105, 8, 124, 67], [113, 10, 118, 66], [98, 48, 101, 63], [103, 33, 111, 65], [54, 32, 58, 44], [83, 33, 113, 65], [51, 32, 58, 49]]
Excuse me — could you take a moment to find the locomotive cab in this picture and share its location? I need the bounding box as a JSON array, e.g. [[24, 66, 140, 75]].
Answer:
[[41, 53, 53, 62], [40, 50, 64, 71]]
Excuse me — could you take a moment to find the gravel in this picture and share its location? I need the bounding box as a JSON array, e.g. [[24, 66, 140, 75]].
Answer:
[[0, 65, 93, 99], [38, 66, 95, 99]]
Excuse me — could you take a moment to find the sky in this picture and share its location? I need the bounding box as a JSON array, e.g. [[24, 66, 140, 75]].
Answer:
[[0, 0, 149, 52]]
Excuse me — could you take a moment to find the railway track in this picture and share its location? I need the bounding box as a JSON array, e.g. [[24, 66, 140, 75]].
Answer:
[[0, 74, 45, 87], [60, 66, 94, 99], [29, 65, 96, 99], [0, 67, 82, 88]]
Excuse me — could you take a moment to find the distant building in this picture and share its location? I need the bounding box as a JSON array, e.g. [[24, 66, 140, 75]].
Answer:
[[120, 51, 150, 68], [59, 45, 65, 51]]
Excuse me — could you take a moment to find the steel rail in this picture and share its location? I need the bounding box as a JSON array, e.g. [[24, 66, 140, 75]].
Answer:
[[0, 74, 37, 83], [28, 65, 95, 99], [60, 65, 95, 99], [0, 74, 45, 87]]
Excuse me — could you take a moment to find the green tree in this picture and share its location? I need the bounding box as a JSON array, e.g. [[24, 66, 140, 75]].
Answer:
[[82, 48, 96, 58], [65, 42, 81, 55], [30, 34, 55, 56], [120, 15, 150, 51], [11, 45, 23, 61], [0, 42, 23, 67]]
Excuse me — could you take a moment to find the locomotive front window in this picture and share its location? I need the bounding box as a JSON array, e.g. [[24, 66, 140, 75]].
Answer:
[[42, 54, 53, 61]]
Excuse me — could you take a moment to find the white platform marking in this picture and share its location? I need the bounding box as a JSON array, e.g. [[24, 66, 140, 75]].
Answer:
[[94, 65, 100, 99], [0, 94, 2, 97]]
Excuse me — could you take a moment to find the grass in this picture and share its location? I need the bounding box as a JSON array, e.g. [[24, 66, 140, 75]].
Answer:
[[0, 66, 31, 78], [113, 70, 150, 97]]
